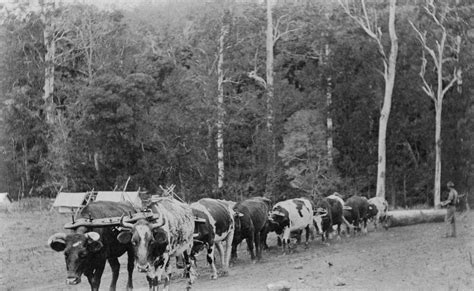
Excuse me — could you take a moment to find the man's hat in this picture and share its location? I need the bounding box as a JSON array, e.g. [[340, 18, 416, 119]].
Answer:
[[447, 181, 454, 187]]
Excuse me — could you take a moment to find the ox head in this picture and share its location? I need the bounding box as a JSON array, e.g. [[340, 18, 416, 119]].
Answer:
[[312, 207, 328, 234], [47, 231, 103, 285], [367, 203, 378, 219], [117, 215, 167, 275], [191, 217, 208, 255], [231, 210, 245, 237], [269, 209, 289, 235]]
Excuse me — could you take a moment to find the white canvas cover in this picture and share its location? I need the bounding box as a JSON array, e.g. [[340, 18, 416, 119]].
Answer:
[[0, 193, 11, 206], [52, 192, 89, 213], [95, 191, 142, 209]]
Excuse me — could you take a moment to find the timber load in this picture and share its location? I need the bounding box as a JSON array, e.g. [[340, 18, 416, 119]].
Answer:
[[385, 209, 447, 228]]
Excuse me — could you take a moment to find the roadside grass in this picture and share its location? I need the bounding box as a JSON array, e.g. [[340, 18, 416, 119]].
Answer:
[[1, 197, 54, 213], [0, 199, 71, 290]]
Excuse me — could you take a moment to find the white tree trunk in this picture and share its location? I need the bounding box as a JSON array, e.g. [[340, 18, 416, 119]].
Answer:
[[265, 0, 276, 194], [42, 4, 55, 125], [434, 102, 442, 207], [266, 0, 274, 136], [376, 0, 398, 199], [325, 43, 333, 167], [216, 13, 229, 190]]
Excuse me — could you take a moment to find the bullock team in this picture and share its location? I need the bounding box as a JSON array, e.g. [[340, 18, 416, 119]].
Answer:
[[47, 193, 389, 290]]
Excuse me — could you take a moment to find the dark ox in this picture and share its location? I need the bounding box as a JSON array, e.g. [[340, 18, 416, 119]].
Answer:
[[118, 197, 195, 291], [327, 193, 355, 237], [269, 197, 314, 251], [367, 197, 389, 230], [47, 201, 136, 291], [231, 197, 270, 262], [313, 198, 334, 241], [190, 198, 236, 279], [344, 195, 371, 234]]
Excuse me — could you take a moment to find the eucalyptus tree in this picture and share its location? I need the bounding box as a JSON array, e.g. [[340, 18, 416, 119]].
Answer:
[[410, 0, 462, 207], [339, 0, 399, 200]]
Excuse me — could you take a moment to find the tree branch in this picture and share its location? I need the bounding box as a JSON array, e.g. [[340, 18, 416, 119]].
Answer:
[[441, 68, 459, 98], [338, 0, 387, 63]]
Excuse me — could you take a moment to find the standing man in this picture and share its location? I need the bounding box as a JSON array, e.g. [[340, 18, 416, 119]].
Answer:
[[440, 181, 458, 238]]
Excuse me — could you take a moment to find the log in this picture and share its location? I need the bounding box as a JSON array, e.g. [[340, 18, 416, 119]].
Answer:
[[385, 209, 447, 228]]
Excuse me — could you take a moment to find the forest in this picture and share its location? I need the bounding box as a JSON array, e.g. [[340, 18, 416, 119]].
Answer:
[[0, 0, 472, 207]]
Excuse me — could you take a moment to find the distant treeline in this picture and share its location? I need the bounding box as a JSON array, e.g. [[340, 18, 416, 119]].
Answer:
[[0, 0, 472, 206]]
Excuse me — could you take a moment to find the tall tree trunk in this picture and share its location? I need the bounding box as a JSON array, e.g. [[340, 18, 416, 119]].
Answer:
[[22, 141, 30, 188], [42, 1, 55, 125], [265, 0, 276, 195], [434, 102, 442, 207], [216, 11, 229, 190], [87, 11, 93, 85], [325, 42, 333, 167], [376, 0, 398, 199], [403, 174, 407, 207], [94, 152, 100, 173]]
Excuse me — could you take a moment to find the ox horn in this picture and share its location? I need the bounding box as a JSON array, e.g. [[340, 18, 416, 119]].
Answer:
[[194, 217, 207, 223], [85, 231, 100, 241], [150, 217, 166, 229], [120, 215, 135, 229], [315, 207, 328, 217], [271, 211, 285, 217]]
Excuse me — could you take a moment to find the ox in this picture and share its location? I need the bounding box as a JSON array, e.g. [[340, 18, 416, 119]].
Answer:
[[344, 195, 370, 234], [47, 201, 136, 291], [313, 198, 334, 241], [118, 197, 195, 291], [327, 193, 355, 236], [269, 197, 314, 251], [368, 197, 389, 230], [190, 198, 236, 279], [231, 197, 270, 262]]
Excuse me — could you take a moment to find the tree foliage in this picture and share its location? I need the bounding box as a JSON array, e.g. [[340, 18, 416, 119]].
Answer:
[[0, 0, 472, 207]]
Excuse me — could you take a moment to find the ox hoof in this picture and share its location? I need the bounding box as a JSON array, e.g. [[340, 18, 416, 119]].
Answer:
[[210, 274, 218, 280]]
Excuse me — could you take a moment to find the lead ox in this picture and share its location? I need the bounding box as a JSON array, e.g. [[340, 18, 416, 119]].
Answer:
[[118, 197, 195, 291], [190, 198, 236, 279], [231, 197, 270, 262], [269, 197, 314, 251], [367, 197, 389, 230], [48, 201, 136, 291]]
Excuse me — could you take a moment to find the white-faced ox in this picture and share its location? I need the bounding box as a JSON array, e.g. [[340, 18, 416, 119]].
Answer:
[[118, 197, 195, 291], [231, 197, 270, 262], [268, 198, 314, 251], [367, 197, 389, 230], [47, 201, 136, 291], [190, 198, 236, 279]]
